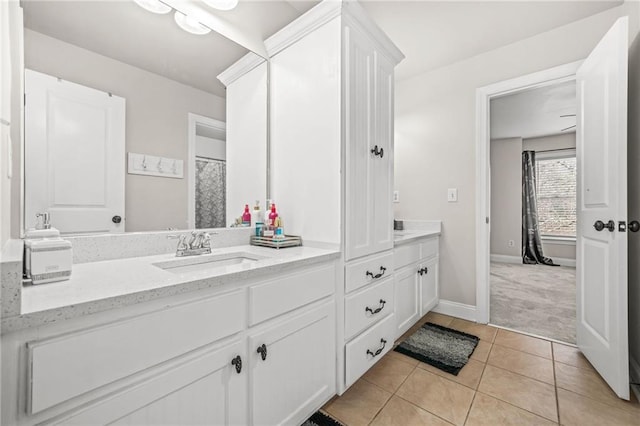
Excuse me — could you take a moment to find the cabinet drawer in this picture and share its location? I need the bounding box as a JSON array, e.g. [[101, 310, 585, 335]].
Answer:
[[345, 251, 393, 293], [420, 238, 439, 260], [249, 264, 335, 326], [345, 313, 396, 387], [344, 277, 394, 340], [393, 243, 420, 270], [28, 290, 245, 414]]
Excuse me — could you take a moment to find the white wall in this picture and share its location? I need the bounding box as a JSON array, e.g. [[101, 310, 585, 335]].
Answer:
[[490, 137, 522, 257], [0, 0, 13, 249], [627, 0, 640, 391], [523, 132, 576, 151], [23, 29, 226, 232], [394, 2, 639, 306]]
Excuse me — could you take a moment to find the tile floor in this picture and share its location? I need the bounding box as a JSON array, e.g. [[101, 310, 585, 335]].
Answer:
[[322, 312, 640, 426]]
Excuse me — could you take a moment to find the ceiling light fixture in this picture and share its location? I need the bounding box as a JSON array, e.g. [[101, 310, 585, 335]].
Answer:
[[203, 0, 238, 11], [133, 0, 171, 14], [174, 11, 211, 35]]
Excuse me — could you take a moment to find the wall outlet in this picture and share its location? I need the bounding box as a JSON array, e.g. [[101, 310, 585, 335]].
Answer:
[[508, 240, 515, 247], [447, 188, 458, 202], [393, 190, 400, 203]]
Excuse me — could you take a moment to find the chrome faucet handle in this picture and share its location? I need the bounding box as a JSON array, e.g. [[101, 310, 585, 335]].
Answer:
[[187, 231, 199, 249], [167, 234, 188, 250]]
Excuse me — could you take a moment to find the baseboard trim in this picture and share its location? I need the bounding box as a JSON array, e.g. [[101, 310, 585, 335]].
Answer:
[[490, 254, 575, 268], [552, 257, 576, 267], [432, 300, 477, 322], [631, 355, 640, 401], [490, 254, 520, 264]]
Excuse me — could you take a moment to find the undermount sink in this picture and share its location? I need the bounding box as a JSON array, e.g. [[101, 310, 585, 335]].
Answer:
[[153, 252, 269, 274]]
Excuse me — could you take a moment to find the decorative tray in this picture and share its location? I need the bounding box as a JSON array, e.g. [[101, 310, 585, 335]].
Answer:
[[250, 235, 303, 249]]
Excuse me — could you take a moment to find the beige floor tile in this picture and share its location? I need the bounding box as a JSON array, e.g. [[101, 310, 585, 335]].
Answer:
[[370, 395, 453, 426], [555, 362, 640, 414], [470, 340, 492, 363], [396, 368, 475, 426], [417, 358, 485, 390], [323, 379, 391, 426], [552, 342, 594, 370], [487, 344, 554, 385], [494, 328, 552, 359], [424, 311, 455, 327], [449, 318, 498, 342], [558, 388, 640, 426], [386, 349, 420, 367], [362, 353, 415, 393], [478, 365, 558, 422], [466, 392, 557, 426]]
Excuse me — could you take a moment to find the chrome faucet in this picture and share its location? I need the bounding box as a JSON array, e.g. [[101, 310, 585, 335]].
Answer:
[[168, 231, 212, 257]]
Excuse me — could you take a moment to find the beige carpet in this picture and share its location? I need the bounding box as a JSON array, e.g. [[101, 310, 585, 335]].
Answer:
[[490, 262, 576, 344]]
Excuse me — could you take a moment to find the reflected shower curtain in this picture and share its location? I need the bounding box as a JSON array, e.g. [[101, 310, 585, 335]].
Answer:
[[522, 151, 557, 266], [195, 157, 226, 229]]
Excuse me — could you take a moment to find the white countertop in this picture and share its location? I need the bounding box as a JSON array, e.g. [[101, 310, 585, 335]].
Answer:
[[3, 244, 339, 333], [393, 222, 441, 246]]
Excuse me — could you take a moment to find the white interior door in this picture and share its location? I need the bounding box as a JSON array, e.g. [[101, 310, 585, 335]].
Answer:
[[25, 69, 125, 234], [576, 16, 629, 400]]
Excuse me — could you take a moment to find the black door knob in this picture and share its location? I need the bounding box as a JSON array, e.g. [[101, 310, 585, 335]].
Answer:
[[112, 215, 122, 224], [630, 221, 640, 233], [594, 220, 615, 232]]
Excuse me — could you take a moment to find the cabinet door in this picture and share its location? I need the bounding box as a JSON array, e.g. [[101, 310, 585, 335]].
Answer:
[[420, 257, 439, 316], [395, 265, 420, 339], [345, 24, 375, 261], [55, 341, 247, 426], [249, 302, 336, 426], [371, 51, 395, 255]]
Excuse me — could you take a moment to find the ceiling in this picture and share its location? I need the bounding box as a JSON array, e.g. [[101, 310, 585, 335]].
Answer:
[[22, 0, 622, 97], [490, 81, 576, 140]]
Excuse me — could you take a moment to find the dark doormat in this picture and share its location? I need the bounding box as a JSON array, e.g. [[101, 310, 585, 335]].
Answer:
[[394, 322, 479, 376], [300, 411, 345, 426]]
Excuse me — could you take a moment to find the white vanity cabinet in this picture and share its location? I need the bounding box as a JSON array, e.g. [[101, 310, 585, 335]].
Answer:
[[1, 260, 337, 426], [394, 236, 440, 339], [249, 302, 335, 425]]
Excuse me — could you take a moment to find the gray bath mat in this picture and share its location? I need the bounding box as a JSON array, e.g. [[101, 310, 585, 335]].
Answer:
[[300, 411, 344, 426], [394, 322, 479, 375]]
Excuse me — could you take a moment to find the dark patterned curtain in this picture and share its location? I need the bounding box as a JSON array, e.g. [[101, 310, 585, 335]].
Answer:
[[522, 151, 557, 266], [195, 158, 226, 229]]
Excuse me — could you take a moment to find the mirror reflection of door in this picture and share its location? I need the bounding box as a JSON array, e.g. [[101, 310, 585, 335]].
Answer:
[[188, 114, 226, 229], [24, 69, 126, 234]]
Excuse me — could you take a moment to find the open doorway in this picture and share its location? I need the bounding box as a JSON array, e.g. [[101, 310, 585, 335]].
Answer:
[[187, 113, 227, 229], [489, 81, 577, 343]]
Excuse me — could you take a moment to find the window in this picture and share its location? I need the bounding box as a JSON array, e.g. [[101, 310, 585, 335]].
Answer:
[[535, 153, 576, 237]]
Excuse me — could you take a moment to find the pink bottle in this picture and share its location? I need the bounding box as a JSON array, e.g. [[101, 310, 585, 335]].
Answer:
[[242, 204, 251, 225], [268, 204, 278, 226]]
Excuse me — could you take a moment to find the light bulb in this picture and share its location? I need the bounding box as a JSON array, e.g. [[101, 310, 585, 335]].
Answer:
[[174, 11, 211, 35], [133, 0, 171, 14], [203, 0, 238, 12]]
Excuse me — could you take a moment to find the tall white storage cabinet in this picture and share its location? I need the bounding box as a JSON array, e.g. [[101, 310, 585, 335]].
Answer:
[[218, 56, 268, 225], [267, 1, 404, 393]]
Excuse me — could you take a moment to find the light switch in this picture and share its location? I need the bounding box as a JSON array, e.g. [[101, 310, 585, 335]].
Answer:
[[447, 188, 458, 202], [393, 190, 400, 203]]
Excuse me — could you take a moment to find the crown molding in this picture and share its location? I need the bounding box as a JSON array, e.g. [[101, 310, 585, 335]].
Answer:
[[264, 0, 343, 57], [217, 52, 266, 87]]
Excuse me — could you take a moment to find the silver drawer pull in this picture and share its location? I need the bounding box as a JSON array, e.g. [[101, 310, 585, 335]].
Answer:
[[366, 338, 387, 358], [365, 299, 386, 315]]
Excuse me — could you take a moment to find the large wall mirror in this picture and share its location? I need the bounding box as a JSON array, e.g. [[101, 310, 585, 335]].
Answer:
[[20, 0, 314, 236]]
